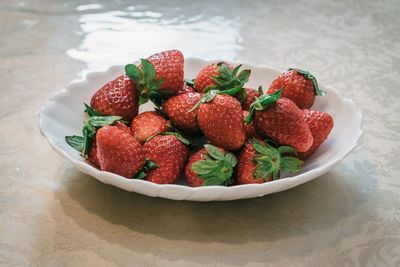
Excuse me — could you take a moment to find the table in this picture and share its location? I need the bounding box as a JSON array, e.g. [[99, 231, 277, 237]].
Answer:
[[1, 0, 399, 266]]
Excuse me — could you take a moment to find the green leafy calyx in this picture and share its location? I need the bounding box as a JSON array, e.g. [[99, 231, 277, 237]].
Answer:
[[204, 62, 251, 93], [184, 78, 195, 87], [134, 159, 158, 180], [84, 103, 101, 117], [190, 63, 252, 111], [251, 138, 303, 181], [189, 85, 244, 112], [288, 68, 326, 96], [245, 88, 282, 124], [65, 135, 84, 152], [257, 86, 264, 96], [125, 59, 165, 107], [190, 144, 237, 186]]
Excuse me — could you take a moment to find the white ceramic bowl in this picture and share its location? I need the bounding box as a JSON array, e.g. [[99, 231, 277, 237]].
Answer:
[[39, 58, 362, 201]]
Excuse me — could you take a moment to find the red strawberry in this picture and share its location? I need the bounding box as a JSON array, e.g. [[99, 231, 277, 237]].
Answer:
[[185, 145, 237, 187], [146, 50, 184, 95], [131, 111, 169, 142], [163, 92, 201, 134], [267, 68, 325, 109], [87, 120, 131, 167], [143, 134, 190, 184], [253, 97, 313, 152], [87, 121, 130, 167], [177, 82, 196, 95], [90, 75, 138, 121], [194, 62, 250, 94], [242, 88, 260, 111], [236, 139, 303, 184], [96, 125, 145, 178], [197, 94, 246, 150], [245, 90, 313, 152], [298, 109, 334, 159], [243, 111, 262, 140]]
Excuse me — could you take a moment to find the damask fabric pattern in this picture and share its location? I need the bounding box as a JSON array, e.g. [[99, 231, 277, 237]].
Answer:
[[0, 0, 400, 266]]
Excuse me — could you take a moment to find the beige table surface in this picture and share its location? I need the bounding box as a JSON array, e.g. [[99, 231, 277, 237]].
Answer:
[[1, 0, 400, 266]]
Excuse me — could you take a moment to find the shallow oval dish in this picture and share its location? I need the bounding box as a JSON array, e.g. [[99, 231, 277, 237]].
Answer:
[[39, 58, 362, 201]]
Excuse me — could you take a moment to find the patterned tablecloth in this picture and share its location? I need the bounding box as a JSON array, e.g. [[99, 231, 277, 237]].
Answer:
[[1, 0, 399, 266]]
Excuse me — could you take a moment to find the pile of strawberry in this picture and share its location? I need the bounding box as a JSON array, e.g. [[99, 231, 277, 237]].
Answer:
[[66, 50, 334, 186]]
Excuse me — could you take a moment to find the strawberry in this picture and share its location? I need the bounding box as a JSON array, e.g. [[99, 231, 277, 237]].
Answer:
[[146, 50, 184, 94], [142, 133, 190, 184], [125, 50, 184, 106], [88, 122, 130, 167], [66, 104, 125, 158], [87, 121, 132, 167], [245, 90, 313, 152], [96, 125, 145, 178], [163, 92, 201, 134], [196, 94, 246, 150], [243, 110, 262, 140], [194, 62, 250, 94], [236, 139, 303, 184], [185, 144, 237, 187], [242, 88, 260, 111], [90, 75, 138, 121], [298, 109, 334, 159], [267, 68, 325, 109], [87, 122, 131, 167], [131, 111, 169, 142]]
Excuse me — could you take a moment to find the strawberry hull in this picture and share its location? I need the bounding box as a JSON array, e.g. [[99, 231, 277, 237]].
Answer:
[[185, 145, 236, 187]]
